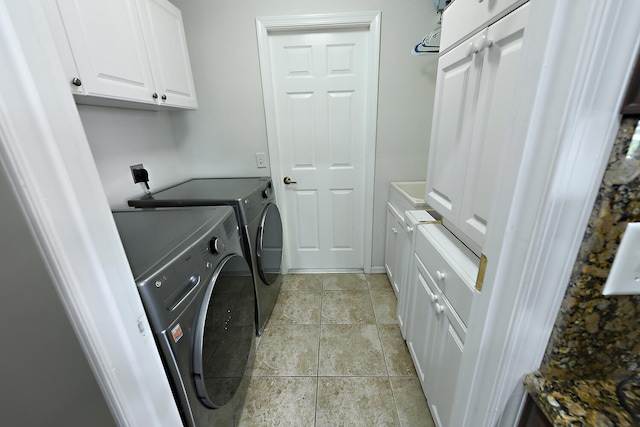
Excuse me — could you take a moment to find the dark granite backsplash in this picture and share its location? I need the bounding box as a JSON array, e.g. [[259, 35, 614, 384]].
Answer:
[[541, 117, 640, 380]]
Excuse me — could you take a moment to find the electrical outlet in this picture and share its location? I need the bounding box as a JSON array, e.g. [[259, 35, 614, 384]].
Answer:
[[130, 164, 144, 182], [255, 152, 267, 169], [603, 222, 640, 295], [130, 163, 150, 191]]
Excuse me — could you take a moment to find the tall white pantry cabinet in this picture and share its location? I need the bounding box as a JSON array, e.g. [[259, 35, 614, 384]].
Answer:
[[425, 2, 529, 250], [43, 0, 197, 109], [408, 1, 531, 427]]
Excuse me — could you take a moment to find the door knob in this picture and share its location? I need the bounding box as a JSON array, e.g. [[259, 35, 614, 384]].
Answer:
[[283, 176, 297, 185]]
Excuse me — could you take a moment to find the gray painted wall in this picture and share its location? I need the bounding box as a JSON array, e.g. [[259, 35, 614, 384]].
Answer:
[[0, 161, 115, 426], [80, 0, 438, 270], [79, 105, 187, 208]]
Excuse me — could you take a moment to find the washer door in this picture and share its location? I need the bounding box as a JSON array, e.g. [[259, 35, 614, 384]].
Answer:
[[256, 203, 283, 285], [192, 254, 254, 409]]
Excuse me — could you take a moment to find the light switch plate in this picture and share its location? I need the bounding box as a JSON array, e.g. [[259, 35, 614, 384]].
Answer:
[[603, 222, 640, 295], [255, 152, 267, 169]]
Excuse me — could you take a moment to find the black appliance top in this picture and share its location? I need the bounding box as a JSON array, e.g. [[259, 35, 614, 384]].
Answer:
[[127, 177, 271, 208], [112, 206, 234, 279]]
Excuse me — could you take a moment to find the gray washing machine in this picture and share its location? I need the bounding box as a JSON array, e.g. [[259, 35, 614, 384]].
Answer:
[[112, 207, 255, 427], [128, 177, 283, 335]]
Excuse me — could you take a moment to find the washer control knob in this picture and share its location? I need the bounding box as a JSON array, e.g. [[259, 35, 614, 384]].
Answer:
[[208, 237, 221, 254]]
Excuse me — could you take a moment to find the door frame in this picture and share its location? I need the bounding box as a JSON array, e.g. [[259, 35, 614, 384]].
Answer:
[[256, 11, 381, 274], [0, 1, 182, 425]]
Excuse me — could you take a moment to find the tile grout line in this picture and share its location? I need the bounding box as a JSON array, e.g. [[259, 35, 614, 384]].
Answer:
[[252, 273, 422, 426], [369, 276, 391, 379], [314, 273, 325, 427], [368, 275, 402, 425]]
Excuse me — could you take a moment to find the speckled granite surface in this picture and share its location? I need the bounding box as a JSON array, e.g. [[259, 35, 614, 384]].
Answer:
[[524, 371, 638, 426], [524, 118, 640, 425]]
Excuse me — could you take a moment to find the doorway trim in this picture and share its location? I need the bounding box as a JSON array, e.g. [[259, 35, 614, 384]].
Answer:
[[256, 11, 381, 273]]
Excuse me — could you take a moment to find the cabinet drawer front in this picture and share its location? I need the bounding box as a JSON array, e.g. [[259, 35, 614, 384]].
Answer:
[[415, 224, 478, 326], [440, 0, 527, 53], [415, 254, 467, 341], [389, 189, 412, 218], [386, 202, 404, 225]]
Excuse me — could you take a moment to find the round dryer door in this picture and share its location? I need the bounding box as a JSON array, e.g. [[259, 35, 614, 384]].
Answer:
[[192, 254, 254, 409], [256, 203, 283, 285]]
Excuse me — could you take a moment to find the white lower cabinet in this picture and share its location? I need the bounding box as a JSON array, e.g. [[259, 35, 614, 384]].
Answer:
[[397, 209, 438, 338], [384, 203, 403, 296], [406, 224, 478, 427], [386, 182, 433, 299], [406, 255, 440, 386]]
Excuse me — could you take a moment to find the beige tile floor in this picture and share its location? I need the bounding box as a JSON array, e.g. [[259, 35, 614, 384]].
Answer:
[[237, 273, 436, 427]]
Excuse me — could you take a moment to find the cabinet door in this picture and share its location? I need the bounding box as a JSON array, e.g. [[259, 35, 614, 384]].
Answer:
[[41, 1, 83, 95], [397, 223, 413, 336], [137, 0, 198, 108], [55, 0, 156, 103], [429, 302, 465, 427], [406, 263, 431, 386], [406, 256, 442, 397], [425, 29, 486, 225], [458, 3, 530, 247], [384, 204, 401, 292]]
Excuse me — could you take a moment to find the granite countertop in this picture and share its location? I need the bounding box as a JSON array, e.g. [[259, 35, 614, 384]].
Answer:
[[521, 118, 640, 426], [524, 371, 639, 426]]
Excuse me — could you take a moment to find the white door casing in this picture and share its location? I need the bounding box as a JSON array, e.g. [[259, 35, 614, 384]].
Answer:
[[256, 12, 380, 273], [1, 0, 182, 424]]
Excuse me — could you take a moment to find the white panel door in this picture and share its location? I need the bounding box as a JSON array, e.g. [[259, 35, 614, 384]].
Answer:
[[424, 29, 486, 224], [55, 0, 156, 103], [458, 3, 530, 247], [136, 0, 197, 108], [269, 28, 369, 270]]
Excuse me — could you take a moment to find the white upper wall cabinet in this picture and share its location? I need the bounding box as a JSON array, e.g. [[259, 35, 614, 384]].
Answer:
[[136, 0, 197, 108], [425, 2, 530, 250], [43, 0, 197, 110]]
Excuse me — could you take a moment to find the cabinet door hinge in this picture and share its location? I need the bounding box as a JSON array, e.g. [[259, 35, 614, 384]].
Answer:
[[476, 254, 488, 292]]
